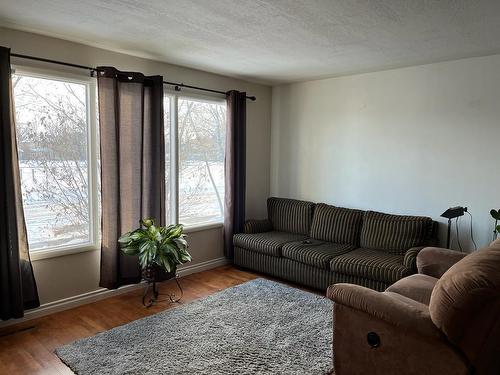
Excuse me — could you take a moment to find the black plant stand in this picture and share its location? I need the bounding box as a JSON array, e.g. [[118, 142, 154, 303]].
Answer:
[[142, 275, 183, 308]]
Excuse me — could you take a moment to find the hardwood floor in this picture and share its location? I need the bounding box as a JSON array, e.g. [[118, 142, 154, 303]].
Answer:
[[0, 265, 269, 375]]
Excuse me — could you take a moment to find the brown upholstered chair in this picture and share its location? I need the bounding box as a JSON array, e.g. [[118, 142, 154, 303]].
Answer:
[[327, 239, 500, 375]]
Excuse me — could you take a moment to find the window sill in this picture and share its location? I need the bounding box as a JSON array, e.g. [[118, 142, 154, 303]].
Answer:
[[30, 244, 99, 261], [29, 223, 224, 261], [183, 222, 223, 234]]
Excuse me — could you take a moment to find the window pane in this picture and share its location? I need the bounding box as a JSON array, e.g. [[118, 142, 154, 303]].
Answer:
[[178, 98, 226, 226], [13, 73, 92, 250]]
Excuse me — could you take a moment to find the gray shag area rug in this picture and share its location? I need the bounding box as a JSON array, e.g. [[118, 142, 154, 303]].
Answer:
[[56, 278, 333, 375]]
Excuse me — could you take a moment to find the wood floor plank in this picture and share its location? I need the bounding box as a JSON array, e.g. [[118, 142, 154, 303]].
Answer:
[[0, 265, 271, 375]]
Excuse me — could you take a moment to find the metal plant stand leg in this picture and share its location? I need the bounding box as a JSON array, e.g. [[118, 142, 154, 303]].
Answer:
[[142, 282, 159, 308], [142, 275, 183, 308], [168, 277, 183, 303]]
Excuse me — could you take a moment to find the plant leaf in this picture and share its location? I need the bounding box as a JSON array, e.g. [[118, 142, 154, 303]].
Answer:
[[156, 251, 172, 272], [164, 242, 181, 262], [491, 209, 500, 220], [173, 237, 187, 248], [130, 229, 147, 241], [163, 260, 171, 273], [167, 225, 183, 239], [138, 253, 148, 268], [121, 245, 139, 255], [118, 232, 132, 244], [147, 224, 162, 242], [141, 218, 154, 228], [138, 240, 156, 267]]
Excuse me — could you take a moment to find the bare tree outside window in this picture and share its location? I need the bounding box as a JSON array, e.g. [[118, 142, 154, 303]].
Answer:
[[13, 73, 93, 250], [177, 98, 226, 226]]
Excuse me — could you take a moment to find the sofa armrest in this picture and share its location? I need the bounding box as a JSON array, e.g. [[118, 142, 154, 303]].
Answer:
[[244, 219, 273, 234], [416, 247, 467, 278], [403, 246, 425, 271], [327, 283, 441, 339]]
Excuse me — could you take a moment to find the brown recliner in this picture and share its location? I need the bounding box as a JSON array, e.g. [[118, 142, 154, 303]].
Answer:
[[327, 239, 500, 375]]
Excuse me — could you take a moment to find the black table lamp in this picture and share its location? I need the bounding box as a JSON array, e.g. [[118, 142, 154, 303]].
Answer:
[[441, 206, 466, 248]]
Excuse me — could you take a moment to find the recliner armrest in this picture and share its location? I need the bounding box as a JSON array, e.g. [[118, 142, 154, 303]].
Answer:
[[327, 283, 441, 339], [416, 247, 467, 278], [244, 219, 273, 234]]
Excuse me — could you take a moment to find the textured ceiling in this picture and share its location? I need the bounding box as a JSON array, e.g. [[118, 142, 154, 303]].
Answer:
[[1, 0, 500, 84]]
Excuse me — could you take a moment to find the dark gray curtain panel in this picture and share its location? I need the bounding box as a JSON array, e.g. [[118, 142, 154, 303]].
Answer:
[[97, 67, 165, 289], [224, 91, 246, 259], [0, 46, 40, 320]]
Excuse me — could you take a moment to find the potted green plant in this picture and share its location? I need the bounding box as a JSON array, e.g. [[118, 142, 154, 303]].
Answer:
[[118, 219, 191, 282], [490, 209, 500, 239]]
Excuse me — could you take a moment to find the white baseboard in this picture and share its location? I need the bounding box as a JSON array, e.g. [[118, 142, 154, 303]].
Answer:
[[177, 256, 228, 276], [0, 257, 228, 329]]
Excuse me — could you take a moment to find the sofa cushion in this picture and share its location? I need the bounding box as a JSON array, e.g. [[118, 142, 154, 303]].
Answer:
[[309, 204, 364, 245], [330, 248, 412, 284], [233, 231, 308, 257], [386, 273, 438, 305], [360, 211, 434, 254], [267, 197, 315, 235], [282, 240, 355, 269]]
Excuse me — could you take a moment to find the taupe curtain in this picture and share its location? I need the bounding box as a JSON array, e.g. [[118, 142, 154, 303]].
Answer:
[[0, 46, 40, 320], [97, 67, 165, 289], [224, 90, 246, 259]]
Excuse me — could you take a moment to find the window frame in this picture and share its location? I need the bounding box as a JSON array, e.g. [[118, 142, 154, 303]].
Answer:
[[164, 88, 227, 230], [12, 66, 100, 261]]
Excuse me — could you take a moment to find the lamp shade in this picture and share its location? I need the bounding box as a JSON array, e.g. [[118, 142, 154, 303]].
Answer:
[[441, 206, 465, 219]]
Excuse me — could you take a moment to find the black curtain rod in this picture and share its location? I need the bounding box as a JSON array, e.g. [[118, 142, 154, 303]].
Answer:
[[11, 53, 257, 101]]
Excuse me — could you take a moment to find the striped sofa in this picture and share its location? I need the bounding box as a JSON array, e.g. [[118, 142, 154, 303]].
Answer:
[[233, 197, 439, 291]]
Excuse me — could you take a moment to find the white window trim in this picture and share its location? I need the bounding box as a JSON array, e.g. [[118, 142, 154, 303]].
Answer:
[[165, 88, 226, 229], [164, 87, 226, 104], [183, 222, 223, 234], [13, 66, 100, 261]]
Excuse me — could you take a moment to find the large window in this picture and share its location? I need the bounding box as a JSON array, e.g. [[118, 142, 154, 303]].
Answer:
[[11, 68, 223, 258], [165, 94, 226, 227], [12, 69, 98, 256]]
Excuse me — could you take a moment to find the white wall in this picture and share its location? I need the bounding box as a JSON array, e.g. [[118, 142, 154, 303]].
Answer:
[[272, 54, 500, 250], [0, 27, 272, 305]]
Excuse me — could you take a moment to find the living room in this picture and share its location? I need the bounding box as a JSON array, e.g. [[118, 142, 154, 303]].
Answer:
[[0, 2, 499, 375]]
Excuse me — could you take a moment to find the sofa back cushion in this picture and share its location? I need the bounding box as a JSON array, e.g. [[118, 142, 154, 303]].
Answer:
[[267, 197, 315, 235], [360, 211, 434, 254], [429, 243, 500, 373], [309, 204, 364, 245]]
